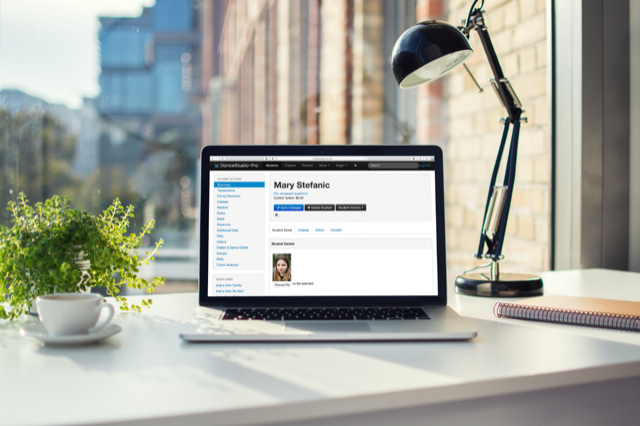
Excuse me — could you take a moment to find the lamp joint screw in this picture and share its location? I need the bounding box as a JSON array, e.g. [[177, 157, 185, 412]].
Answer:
[[499, 117, 528, 123]]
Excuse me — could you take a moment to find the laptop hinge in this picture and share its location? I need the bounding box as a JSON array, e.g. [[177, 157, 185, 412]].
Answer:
[[212, 301, 425, 308]]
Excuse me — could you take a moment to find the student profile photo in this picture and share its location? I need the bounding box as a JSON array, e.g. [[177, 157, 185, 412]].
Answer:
[[272, 254, 292, 282]]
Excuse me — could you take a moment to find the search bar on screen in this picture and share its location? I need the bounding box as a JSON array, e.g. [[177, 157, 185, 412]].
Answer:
[[367, 162, 419, 170]]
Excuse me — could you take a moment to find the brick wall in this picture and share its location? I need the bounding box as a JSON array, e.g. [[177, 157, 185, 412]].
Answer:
[[277, 0, 291, 145], [319, 0, 350, 144], [351, 0, 384, 145], [438, 0, 551, 284], [416, 0, 445, 147], [306, 0, 321, 145], [215, 0, 328, 145], [254, 10, 267, 146]]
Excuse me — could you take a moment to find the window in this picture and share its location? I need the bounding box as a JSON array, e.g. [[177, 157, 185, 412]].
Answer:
[[0, 0, 554, 293]]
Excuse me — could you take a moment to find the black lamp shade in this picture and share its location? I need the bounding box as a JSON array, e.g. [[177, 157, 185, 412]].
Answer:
[[391, 21, 473, 88]]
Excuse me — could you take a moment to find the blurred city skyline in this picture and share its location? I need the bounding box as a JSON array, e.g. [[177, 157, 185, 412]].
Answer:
[[0, 0, 202, 250], [0, 0, 154, 109]]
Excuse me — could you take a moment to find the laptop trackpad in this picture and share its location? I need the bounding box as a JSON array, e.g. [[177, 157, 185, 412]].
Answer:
[[286, 322, 371, 333]]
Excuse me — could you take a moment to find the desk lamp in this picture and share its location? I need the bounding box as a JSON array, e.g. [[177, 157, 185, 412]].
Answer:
[[390, 0, 543, 297]]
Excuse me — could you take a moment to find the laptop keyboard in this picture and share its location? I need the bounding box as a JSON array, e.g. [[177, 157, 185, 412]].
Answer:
[[222, 307, 430, 321]]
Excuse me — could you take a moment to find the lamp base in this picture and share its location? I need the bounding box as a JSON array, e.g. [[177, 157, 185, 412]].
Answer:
[[455, 272, 543, 297]]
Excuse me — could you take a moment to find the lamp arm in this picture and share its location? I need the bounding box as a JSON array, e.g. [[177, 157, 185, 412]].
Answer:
[[461, 8, 525, 261], [475, 118, 510, 259], [465, 10, 523, 122]]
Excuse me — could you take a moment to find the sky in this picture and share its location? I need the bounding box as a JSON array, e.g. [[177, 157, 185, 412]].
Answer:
[[0, 0, 155, 109]]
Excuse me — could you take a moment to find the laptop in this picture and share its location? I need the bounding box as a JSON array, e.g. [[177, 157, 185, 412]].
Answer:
[[179, 145, 477, 342]]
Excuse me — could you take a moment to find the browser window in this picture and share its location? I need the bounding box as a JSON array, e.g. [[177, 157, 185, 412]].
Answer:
[[208, 156, 438, 297]]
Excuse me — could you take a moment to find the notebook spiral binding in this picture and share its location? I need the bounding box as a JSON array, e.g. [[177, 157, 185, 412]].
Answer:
[[493, 303, 640, 332]]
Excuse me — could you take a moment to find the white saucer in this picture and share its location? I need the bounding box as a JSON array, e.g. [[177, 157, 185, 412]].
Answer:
[[19, 323, 122, 346]]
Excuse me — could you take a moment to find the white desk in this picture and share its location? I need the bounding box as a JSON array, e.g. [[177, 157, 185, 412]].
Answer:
[[2, 269, 640, 426]]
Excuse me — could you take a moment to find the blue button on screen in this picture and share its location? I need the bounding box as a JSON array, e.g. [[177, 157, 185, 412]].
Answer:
[[274, 205, 304, 211], [214, 182, 265, 188]]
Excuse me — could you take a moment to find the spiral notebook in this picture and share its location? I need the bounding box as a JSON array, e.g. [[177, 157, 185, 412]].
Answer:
[[494, 295, 640, 332]]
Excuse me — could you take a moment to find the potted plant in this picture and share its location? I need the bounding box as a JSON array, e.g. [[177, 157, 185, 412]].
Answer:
[[0, 193, 164, 320]]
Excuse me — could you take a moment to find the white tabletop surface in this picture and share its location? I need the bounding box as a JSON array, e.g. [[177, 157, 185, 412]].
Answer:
[[2, 268, 640, 426]]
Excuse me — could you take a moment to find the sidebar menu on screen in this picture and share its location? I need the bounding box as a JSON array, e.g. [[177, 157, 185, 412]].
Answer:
[[210, 174, 265, 295]]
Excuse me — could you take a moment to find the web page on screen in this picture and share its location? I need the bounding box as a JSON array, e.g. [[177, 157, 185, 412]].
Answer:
[[207, 156, 438, 297]]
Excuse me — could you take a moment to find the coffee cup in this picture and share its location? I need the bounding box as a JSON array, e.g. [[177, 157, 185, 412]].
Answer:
[[36, 293, 115, 336]]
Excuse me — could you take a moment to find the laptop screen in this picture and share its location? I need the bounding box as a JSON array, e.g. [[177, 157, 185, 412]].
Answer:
[[207, 155, 439, 297]]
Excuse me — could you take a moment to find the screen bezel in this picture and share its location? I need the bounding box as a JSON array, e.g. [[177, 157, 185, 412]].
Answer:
[[199, 145, 448, 307]]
